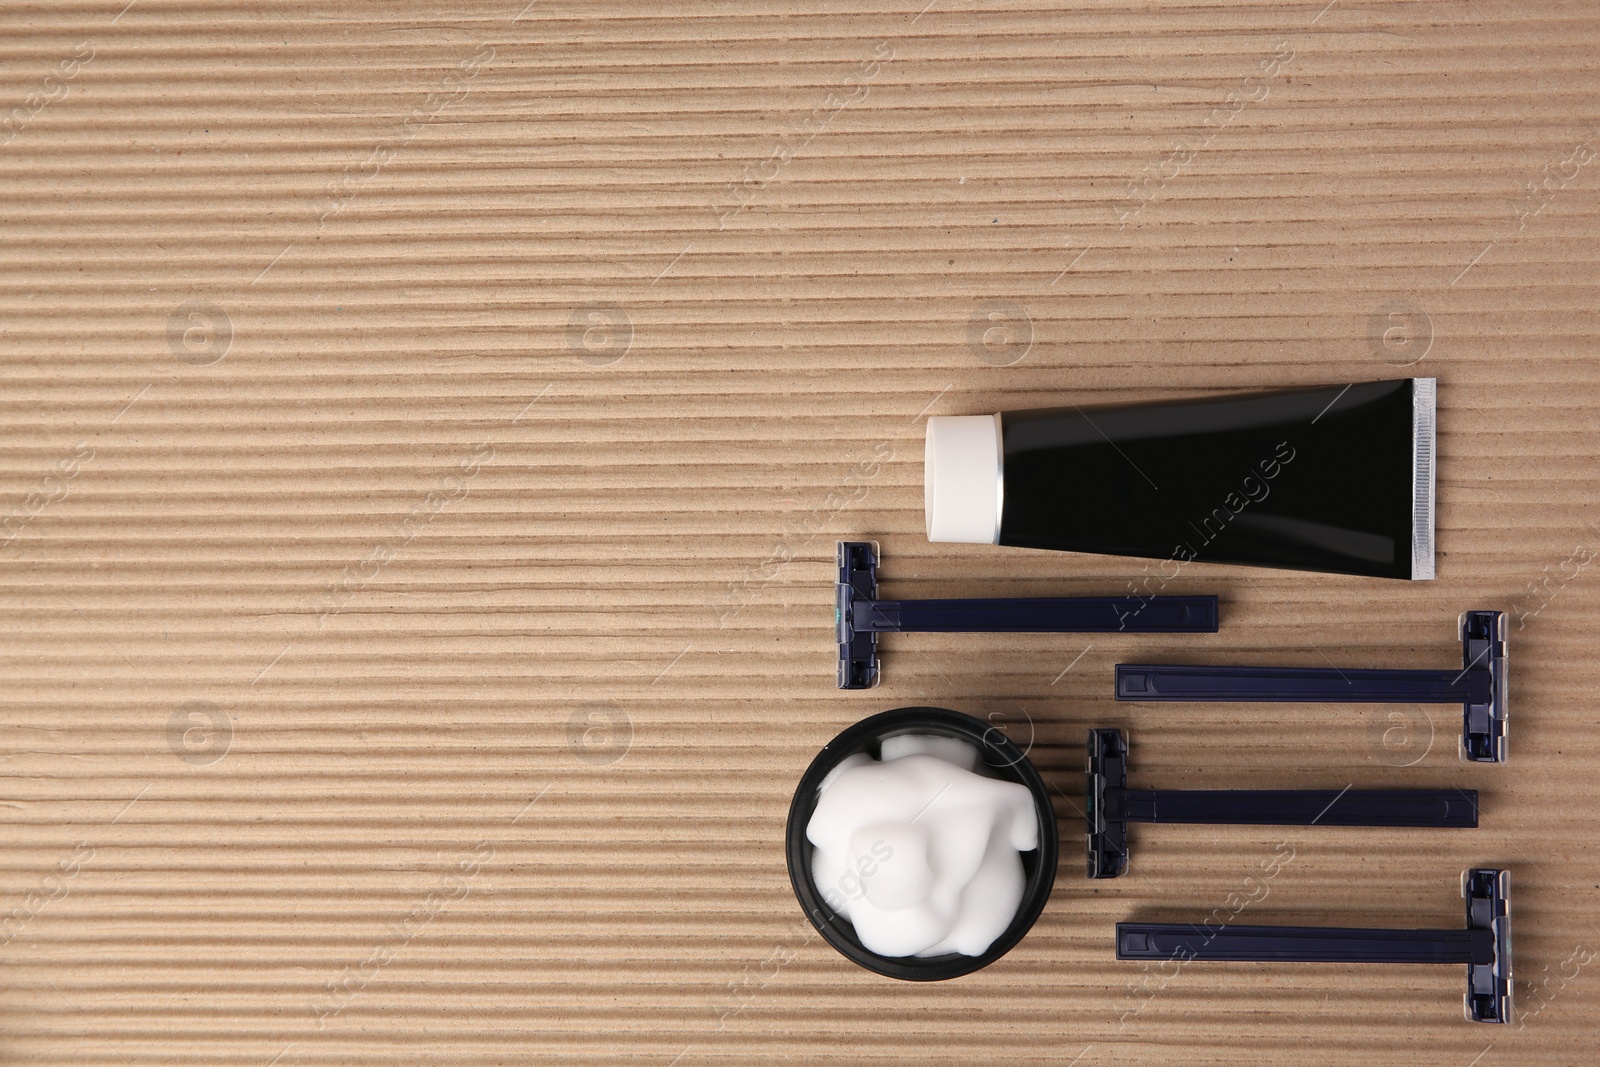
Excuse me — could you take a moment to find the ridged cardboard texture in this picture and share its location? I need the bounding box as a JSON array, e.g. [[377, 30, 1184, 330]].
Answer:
[[2, 1, 1597, 1064]]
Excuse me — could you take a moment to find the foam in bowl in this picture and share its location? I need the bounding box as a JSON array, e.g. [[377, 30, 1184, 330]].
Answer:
[[806, 734, 1040, 958]]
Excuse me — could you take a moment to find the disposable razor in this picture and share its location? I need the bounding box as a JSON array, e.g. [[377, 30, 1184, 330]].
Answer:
[[1115, 610, 1508, 762], [1086, 728, 1478, 879], [836, 541, 1218, 689], [1116, 868, 1512, 1023]]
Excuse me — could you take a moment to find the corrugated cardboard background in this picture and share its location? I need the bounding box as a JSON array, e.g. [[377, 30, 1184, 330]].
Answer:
[[2, 1, 1597, 1063]]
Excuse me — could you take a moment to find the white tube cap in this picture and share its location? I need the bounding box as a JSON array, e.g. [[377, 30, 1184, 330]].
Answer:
[[924, 414, 1003, 544]]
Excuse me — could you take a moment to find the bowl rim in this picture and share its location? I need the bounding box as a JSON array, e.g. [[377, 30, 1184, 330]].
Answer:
[[784, 706, 1059, 981]]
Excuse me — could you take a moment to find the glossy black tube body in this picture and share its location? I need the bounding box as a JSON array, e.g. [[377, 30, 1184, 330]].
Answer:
[[1000, 380, 1423, 579]]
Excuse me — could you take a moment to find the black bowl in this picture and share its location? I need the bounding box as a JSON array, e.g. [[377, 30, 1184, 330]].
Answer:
[[785, 706, 1058, 980]]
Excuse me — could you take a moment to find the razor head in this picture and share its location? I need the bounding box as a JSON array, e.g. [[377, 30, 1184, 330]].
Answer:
[[1463, 867, 1513, 1024], [837, 541, 880, 690], [1460, 611, 1508, 764], [1086, 728, 1129, 879]]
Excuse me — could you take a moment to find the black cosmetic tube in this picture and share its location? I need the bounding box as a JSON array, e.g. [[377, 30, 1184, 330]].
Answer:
[[924, 379, 1435, 580]]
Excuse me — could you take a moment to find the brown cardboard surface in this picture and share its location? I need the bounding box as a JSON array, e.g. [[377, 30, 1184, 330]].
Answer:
[[2, 1, 1597, 1063]]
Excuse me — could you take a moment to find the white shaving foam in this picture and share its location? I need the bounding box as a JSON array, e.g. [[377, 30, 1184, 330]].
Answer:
[[807, 734, 1039, 957]]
